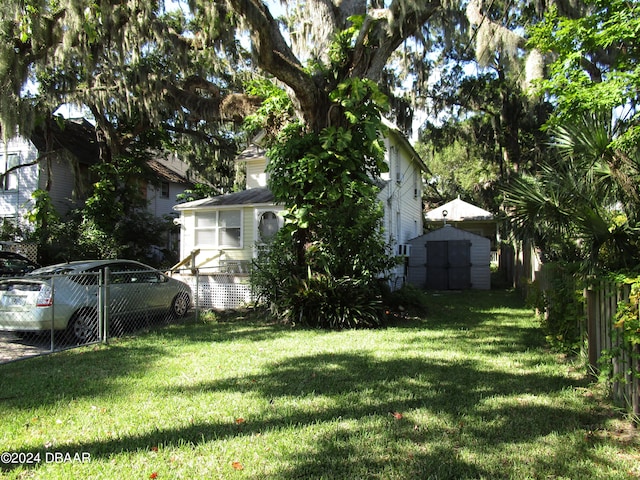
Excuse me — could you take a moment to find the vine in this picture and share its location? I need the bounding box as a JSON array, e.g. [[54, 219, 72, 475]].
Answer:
[[613, 276, 640, 349]]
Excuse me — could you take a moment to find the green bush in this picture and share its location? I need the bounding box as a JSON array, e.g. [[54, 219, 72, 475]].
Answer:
[[251, 236, 388, 329], [289, 273, 386, 329], [526, 262, 584, 352]]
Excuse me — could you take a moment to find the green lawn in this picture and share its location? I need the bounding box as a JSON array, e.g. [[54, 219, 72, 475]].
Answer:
[[1, 290, 638, 479]]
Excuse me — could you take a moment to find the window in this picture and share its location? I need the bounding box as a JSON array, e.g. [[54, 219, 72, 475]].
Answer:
[[195, 210, 242, 248], [1, 153, 20, 191], [218, 210, 241, 247], [258, 211, 280, 243], [160, 182, 170, 199]]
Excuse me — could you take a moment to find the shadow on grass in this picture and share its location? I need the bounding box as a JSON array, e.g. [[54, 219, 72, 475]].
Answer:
[[0, 343, 170, 408], [0, 316, 291, 410], [1, 291, 627, 478], [2, 349, 609, 477]]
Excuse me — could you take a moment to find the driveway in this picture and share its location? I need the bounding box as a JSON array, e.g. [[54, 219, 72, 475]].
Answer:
[[0, 331, 52, 363]]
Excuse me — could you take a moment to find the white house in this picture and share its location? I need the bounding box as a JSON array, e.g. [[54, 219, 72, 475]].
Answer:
[[0, 136, 40, 227], [1, 126, 201, 259], [172, 123, 427, 303]]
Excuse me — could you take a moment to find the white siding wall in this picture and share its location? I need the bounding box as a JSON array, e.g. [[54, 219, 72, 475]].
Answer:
[[148, 182, 189, 218], [246, 158, 268, 189], [380, 136, 423, 246], [179, 210, 196, 260], [379, 134, 424, 287], [0, 137, 39, 221], [40, 155, 80, 216]]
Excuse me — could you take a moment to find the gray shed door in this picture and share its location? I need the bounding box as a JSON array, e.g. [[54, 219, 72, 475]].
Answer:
[[425, 240, 471, 290]]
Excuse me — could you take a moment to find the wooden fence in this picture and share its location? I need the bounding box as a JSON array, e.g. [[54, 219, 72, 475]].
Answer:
[[585, 281, 639, 420], [532, 263, 639, 421]]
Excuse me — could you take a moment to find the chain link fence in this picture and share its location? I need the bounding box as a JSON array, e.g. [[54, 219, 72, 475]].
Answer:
[[0, 265, 194, 363]]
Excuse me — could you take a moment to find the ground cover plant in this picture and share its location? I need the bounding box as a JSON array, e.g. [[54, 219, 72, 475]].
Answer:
[[1, 290, 638, 479]]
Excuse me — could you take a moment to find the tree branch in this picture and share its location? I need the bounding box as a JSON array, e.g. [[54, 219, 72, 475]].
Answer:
[[352, 0, 441, 81], [227, 0, 324, 129]]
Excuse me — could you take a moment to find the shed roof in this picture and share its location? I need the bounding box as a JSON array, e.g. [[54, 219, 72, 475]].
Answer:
[[425, 197, 494, 222], [174, 187, 275, 210], [409, 224, 491, 244]]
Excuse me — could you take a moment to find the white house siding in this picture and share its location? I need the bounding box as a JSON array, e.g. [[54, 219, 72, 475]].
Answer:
[[148, 183, 187, 218], [406, 226, 491, 290], [178, 210, 196, 261], [0, 138, 39, 221], [178, 204, 280, 271], [39, 155, 84, 216], [246, 158, 268, 189], [381, 135, 424, 287]]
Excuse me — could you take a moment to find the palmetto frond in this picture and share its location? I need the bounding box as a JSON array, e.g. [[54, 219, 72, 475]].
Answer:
[[502, 112, 638, 270]]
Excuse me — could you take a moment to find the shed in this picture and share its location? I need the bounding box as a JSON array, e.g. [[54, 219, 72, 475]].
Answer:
[[406, 225, 491, 290]]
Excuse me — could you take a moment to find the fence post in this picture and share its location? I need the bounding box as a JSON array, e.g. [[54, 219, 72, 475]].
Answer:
[[98, 271, 104, 343], [195, 269, 200, 322], [586, 285, 598, 378], [50, 276, 55, 352], [103, 267, 110, 344], [634, 345, 640, 423]]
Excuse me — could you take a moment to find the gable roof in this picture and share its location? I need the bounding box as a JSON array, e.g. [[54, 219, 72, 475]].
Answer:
[[146, 158, 192, 185], [382, 118, 429, 173], [425, 197, 494, 222], [174, 187, 274, 210], [236, 144, 266, 162]]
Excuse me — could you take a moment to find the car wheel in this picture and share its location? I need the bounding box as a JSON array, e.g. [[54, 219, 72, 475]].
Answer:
[[171, 292, 190, 318], [66, 309, 98, 344]]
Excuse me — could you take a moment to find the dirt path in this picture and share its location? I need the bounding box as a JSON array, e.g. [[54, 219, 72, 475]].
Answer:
[[0, 332, 52, 363]]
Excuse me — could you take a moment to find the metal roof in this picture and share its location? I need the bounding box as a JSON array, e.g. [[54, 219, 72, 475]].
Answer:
[[425, 197, 494, 222], [174, 187, 275, 210]]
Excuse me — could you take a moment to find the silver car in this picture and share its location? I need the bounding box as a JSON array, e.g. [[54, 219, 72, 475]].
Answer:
[[0, 260, 192, 343]]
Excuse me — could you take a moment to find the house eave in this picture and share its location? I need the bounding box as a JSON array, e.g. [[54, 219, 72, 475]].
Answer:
[[173, 187, 276, 211]]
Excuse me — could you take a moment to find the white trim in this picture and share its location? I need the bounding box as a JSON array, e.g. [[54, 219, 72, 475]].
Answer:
[[254, 207, 284, 244]]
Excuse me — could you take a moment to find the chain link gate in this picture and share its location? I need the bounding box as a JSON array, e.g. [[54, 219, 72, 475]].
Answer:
[[0, 264, 194, 363]]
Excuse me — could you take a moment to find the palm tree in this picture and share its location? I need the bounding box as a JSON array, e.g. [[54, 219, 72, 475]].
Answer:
[[502, 113, 640, 272]]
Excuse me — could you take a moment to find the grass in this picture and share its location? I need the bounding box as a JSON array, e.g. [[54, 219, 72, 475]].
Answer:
[[0, 290, 638, 479]]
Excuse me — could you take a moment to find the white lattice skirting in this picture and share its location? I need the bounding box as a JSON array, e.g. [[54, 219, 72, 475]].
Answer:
[[175, 273, 254, 310]]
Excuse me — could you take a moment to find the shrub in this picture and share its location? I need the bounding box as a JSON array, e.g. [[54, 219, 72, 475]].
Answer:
[[526, 262, 584, 352], [287, 273, 386, 329], [251, 234, 389, 329]]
